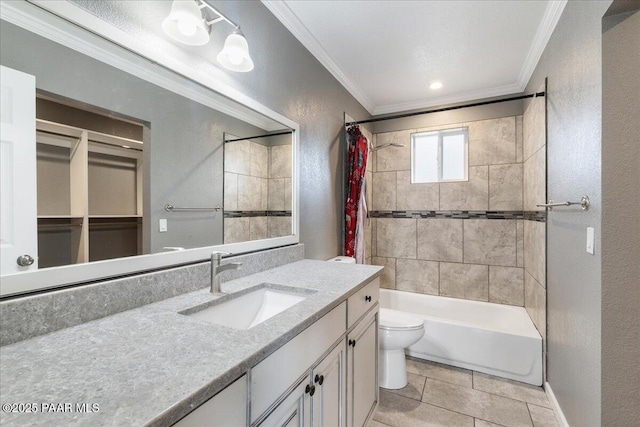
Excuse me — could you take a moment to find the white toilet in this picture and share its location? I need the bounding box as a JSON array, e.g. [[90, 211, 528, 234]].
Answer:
[[378, 308, 425, 389]]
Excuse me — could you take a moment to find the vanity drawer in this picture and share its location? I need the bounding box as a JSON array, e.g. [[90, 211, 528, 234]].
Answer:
[[251, 301, 347, 422], [347, 278, 379, 328]]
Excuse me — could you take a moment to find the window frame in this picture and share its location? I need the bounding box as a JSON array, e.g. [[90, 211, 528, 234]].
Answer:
[[410, 127, 469, 184]]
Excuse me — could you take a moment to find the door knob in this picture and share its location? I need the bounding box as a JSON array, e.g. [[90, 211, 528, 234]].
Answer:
[[16, 255, 34, 266]]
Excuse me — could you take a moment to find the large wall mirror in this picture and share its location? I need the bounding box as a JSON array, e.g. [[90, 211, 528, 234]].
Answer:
[[0, 1, 299, 297]]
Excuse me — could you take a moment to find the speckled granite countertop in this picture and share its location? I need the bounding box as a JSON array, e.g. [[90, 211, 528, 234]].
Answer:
[[0, 260, 382, 427]]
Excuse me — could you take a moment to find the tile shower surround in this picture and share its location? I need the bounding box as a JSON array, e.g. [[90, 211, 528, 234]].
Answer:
[[371, 217, 527, 305], [366, 102, 547, 365], [368, 116, 533, 307], [522, 91, 547, 355], [224, 139, 292, 243]]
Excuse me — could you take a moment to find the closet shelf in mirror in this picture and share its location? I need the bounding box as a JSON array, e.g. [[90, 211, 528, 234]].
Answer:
[[37, 215, 85, 219], [88, 215, 142, 218]]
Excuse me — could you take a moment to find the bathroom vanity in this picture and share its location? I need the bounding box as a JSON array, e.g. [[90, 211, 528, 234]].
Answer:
[[0, 260, 382, 427]]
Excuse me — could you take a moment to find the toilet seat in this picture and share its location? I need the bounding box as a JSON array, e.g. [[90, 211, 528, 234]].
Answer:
[[379, 308, 424, 331]]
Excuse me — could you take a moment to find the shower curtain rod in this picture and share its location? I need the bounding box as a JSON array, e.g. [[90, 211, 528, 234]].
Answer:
[[345, 92, 545, 126], [224, 130, 293, 143]]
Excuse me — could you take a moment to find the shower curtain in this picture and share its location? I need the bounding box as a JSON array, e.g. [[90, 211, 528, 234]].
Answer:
[[345, 125, 369, 263]]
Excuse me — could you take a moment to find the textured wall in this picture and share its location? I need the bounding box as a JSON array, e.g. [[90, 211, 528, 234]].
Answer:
[[602, 7, 640, 427], [69, 0, 371, 260], [525, 1, 611, 425]]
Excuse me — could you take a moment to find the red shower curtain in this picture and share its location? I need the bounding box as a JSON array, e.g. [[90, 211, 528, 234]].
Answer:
[[345, 125, 368, 258]]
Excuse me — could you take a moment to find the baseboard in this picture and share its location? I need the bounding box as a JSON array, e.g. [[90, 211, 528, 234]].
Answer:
[[545, 382, 570, 427]]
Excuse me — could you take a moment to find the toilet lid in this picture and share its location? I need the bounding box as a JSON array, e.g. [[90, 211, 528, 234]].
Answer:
[[379, 308, 424, 331]]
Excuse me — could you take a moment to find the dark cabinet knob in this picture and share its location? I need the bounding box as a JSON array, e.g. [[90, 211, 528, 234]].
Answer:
[[365, 295, 372, 302], [315, 374, 324, 385], [305, 384, 311, 394], [309, 385, 316, 396], [349, 339, 357, 347]]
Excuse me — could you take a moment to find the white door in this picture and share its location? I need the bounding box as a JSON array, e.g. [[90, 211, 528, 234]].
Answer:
[[0, 65, 37, 275]]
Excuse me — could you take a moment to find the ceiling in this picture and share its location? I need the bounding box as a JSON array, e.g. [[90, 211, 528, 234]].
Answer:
[[262, 1, 567, 115]]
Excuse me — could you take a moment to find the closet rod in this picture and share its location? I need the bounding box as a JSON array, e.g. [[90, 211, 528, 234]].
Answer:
[[224, 130, 293, 143], [345, 92, 545, 126]]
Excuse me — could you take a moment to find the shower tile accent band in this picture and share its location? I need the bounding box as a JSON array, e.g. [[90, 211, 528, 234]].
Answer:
[[369, 210, 546, 222], [224, 210, 292, 218]]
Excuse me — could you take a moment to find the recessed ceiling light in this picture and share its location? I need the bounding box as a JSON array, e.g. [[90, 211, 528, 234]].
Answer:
[[430, 81, 443, 90]]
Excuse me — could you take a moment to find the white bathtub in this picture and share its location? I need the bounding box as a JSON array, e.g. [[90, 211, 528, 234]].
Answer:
[[380, 289, 542, 386]]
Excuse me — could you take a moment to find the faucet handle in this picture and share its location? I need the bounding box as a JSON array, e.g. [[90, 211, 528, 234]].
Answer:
[[211, 250, 231, 260]]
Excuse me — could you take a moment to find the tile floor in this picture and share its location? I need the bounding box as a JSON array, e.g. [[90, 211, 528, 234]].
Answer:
[[372, 357, 559, 427]]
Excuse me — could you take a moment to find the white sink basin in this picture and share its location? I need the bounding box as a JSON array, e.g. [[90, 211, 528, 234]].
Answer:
[[184, 285, 311, 330]]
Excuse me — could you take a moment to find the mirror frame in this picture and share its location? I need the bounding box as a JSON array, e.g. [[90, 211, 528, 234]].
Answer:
[[0, 1, 300, 297]]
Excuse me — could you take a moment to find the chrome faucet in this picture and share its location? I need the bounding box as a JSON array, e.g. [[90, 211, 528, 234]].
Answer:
[[211, 251, 242, 293]]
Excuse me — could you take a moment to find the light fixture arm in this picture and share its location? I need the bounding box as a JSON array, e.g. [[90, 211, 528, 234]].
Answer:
[[198, 0, 237, 29]]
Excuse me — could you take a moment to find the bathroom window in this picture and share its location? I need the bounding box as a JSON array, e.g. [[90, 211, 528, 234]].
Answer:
[[411, 127, 468, 183]]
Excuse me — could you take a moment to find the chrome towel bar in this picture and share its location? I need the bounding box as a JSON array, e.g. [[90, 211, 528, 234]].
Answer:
[[164, 204, 221, 212], [537, 195, 590, 211]]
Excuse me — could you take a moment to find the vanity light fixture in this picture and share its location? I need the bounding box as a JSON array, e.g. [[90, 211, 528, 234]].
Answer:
[[162, 0, 254, 72], [429, 81, 443, 90], [216, 27, 254, 72]]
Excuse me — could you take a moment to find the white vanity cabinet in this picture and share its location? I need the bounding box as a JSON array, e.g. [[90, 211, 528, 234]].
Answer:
[[259, 340, 346, 427], [251, 302, 347, 424], [176, 276, 380, 427]]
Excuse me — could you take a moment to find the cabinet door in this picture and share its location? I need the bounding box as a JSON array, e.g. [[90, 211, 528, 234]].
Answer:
[[259, 378, 311, 427], [347, 310, 378, 427], [173, 375, 247, 427], [312, 341, 346, 427]]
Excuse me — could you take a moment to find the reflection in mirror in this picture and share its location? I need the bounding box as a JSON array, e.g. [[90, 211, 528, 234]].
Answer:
[[0, 1, 298, 295], [35, 96, 145, 269], [224, 132, 293, 243]]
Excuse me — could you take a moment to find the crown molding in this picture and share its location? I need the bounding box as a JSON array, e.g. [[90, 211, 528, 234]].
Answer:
[[261, 0, 376, 114], [517, 0, 567, 90], [263, 0, 566, 117], [2, 0, 290, 132], [372, 82, 523, 116]]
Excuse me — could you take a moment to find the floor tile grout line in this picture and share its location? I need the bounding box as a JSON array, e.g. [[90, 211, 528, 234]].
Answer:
[[414, 389, 503, 424], [405, 369, 473, 389], [371, 416, 394, 427], [380, 361, 548, 426], [474, 416, 509, 427], [419, 374, 427, 401], [407, 359, 550, 406], [424, 372, 549, 408], [526, 399, 536, 426], [382, 388, 479, 423]]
